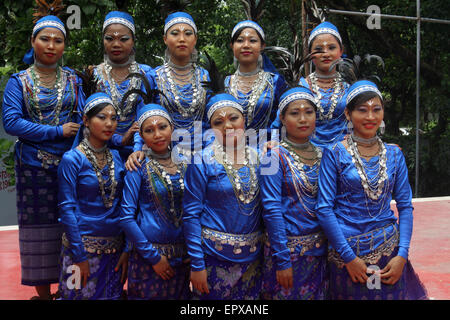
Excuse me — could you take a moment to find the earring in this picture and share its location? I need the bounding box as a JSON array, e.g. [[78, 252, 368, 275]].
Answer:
[[164, 48, 171, 63], [379, 120, 385, 135], [257, 54, 263, 70], [83, 126, 90, 139], [347, 120, 353, 133], [190, 48, 198, 63], [233, 56, 239, 69]]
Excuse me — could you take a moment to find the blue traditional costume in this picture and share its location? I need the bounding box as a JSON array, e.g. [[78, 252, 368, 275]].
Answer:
[[57, 93, 127, 300], [94, 11, 153, 161], [183, 93, 264, 300], [119, 103, 191, 300], [316, 81, 428, 300], [2, 15, 85, 287], [259, 87, 328, 300], [134, 12, 211, 157], [226, 20, 287, 145], [271, 22, 350, 148]]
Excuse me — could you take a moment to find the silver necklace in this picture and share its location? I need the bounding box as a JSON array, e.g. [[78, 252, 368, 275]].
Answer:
[[309, 71, 343, 121], [351, 133, 379, 146]]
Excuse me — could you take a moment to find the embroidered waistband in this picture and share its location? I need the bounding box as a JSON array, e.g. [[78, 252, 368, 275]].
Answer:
[[151, 242, 187, 259], [62, 233, 123, 255], [202, 227, 263, 255], [265, 231, 326, 255], [37, 149, 62, 168], [328, 224, 399, 268]]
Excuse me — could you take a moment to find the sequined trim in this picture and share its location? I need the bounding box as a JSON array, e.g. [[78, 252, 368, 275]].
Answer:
[[328, 225, 399, 268], [308, 27, 341, 45], [265, 231, 326, 255], [207, 100, 244, 121], [164, 17, 197, 34], [346, 85, 383, 105], [37, 149, 61, 168], [278, 92, 316, 114], [62, 233, 124, 255], [151, 243, 187, 259], [202, 227, 263, 254]]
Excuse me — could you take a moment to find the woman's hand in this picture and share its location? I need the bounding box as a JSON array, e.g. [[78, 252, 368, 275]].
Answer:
[[190, 269, 209, 295], [152, 255, 175, 280], [345, 257, 368, 284], [125, 151, 144, 171], [276, 267, 293, 290], [75, 260, 90, 288], [380, 255, 407, 285], [62, 122, 80, 137], [262, 140, 279, 156], [114, 252, 129, 284], [121, 122, 139, 146]]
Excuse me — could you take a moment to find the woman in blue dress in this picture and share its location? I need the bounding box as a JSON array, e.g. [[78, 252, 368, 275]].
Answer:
[[260, 86, 328, 300], [296, 21, 350, 148], [57, 93, 128, 300], [127, 11, 211, 170], [183, 92, 263, 300], [2, 10, 84, 299], [226, 20, 287, 145], [93, 11, 153, 162], [119, 101, 191, 300], [316, 80, 428, 300]]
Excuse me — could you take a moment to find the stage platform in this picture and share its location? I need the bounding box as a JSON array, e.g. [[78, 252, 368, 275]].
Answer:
[[0, 197, 449, 300]]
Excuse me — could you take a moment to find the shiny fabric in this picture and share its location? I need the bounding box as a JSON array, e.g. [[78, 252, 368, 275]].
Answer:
[[119, 156, 187, 267], [59, 243, 124, 300], [93, 63, 152, 160], [225, 72, 287, 134], [191, 254, 263, 300], [57, 148, 125, 263], [127, 249, 191, 300], [328, 246, 428, 300], [2, 67, 84, 168], [182, 145, 264, 271], [316, 141, 414, 264], [261, 245, 329, 300], [259, 146, 326, 271]]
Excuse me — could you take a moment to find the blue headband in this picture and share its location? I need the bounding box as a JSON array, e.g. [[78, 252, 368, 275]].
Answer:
[[279, 87, 316, 114], [103, 11, 135, 34], [346, 80, 383, 105], [23, 15, 66, 65], [164, 12, 197, 34], [206, 93, 244, 121], [308, 21, 342, 46], [231, 20, 265, 41], [137, 104, 173, 128], [84, 92, 114, 114]]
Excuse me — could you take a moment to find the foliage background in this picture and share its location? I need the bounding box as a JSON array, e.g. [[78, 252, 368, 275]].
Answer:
[[0, 0, 449, 197]]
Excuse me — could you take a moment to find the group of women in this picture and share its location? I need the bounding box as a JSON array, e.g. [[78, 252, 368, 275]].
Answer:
[[1, 4, 428, 301]]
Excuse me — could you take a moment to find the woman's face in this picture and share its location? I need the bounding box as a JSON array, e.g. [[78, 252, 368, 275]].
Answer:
[[32, 27, 65, 66], [103, 23, 134, 64], [210, 107, 245, 149], [281, 100, 316, 144], [345, 96, 384, 139], [310, 33, 343, 74], [84, 105, 118, 144], [231, 27, 265, 67], [164, 23, 197, 65], [140, 116, 173, 154]]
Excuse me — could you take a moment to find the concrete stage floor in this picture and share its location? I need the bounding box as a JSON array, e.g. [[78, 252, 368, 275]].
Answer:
[[0, 197, 448, 300]]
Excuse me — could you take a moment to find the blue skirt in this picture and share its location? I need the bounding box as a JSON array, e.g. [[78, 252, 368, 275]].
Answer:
[[15, 164, 62, 286], [192, 254, 263, 300], [328, 246, 428, 300], [261, 245, 329, 300], [58, 244, 124, 300], [127, 249, 191, 300]]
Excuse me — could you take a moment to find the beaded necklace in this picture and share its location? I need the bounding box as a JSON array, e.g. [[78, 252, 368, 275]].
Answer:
[[145, 153, 186, 228], [159, 63, 206, 120], [229, 70, 270, 127], [29, 65, 65, 125], [79, 139, 117, 208], [102, 60, 141, 120], [346, 134, 388, 201], [309, 71, 344, 121]]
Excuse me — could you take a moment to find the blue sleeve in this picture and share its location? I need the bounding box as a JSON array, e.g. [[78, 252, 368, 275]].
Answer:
[[57, 152, 87, 263], [119, 169, 161, 265], [133, 132, 144, 152], [259, 149, 291, 270], [182, 159, 207, 271], [2, 75, 62, 141], [315, 147, 357, 264], [392, 146, 414, 260]]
